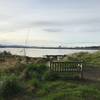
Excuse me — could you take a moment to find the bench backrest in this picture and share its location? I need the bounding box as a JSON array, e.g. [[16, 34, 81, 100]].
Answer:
[[49, 61, 83, 72]]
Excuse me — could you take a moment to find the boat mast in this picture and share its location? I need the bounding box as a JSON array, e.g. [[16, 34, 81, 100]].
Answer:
[[24, 29, 30, 57]]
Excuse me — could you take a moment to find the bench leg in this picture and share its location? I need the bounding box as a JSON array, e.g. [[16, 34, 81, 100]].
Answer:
[[80, 71, 83, 79]]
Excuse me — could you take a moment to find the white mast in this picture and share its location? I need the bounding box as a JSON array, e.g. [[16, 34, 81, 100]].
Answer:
[[24, 29, 30, 57]]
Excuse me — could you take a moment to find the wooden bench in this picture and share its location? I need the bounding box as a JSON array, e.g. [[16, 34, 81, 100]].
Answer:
[[49, 61, 83, 79]]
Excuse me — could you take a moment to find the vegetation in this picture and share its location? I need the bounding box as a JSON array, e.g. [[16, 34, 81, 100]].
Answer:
[[0, 51, 12, 57], [0, 75, 24, 100], [0, 51, 100, 99], [64, 51, 100, 65]]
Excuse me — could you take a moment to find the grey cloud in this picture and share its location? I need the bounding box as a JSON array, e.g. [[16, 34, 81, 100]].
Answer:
[[31, 17, 100, 27], [43, 28, 62, 32], [31, 21, 64, 26], [0, 17, 100, 33], [81, 26, 100, 33]]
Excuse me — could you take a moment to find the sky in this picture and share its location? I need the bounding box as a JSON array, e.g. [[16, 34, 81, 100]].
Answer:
[[0, 0, 100, 47]]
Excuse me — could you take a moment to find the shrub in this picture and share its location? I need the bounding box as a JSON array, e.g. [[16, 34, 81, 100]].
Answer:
[[28, 78, 40, 88], [25, 64, 48, 80], [26, 78, 41, 94], [0, 75, 24, 99], [43, 71, 59, 81]]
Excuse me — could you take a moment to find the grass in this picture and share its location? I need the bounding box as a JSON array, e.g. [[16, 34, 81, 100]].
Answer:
[[0, 64, 100, 100], [36, 81, 100, 100], [0, 51, 100, 99]]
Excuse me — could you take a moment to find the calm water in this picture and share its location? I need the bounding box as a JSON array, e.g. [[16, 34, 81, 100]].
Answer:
[[0, 48, 98, 57]]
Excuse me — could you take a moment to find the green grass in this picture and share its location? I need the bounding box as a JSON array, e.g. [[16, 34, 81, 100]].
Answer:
[[64, 51, 100, 65], [0, 51, 100, 99], [36, 81, 100, 100]]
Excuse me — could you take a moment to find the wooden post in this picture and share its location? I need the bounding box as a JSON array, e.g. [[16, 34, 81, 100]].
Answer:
[[80, 63, 83, 79]]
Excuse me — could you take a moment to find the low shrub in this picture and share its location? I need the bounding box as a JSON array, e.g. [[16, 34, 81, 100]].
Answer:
[[28, 78, 40, 88], [25, 64, 48, 80], [26, 78, 41, 94], [43, 71, 59, 81], [0, 75, 24, 99]]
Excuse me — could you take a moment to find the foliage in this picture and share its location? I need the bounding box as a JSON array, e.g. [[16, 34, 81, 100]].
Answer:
[[27, 78, 40, 89], [43, 71, 59, 81], [0, 51, 100, 99], [0, 75, 24, 99], [24, 64, 48, 80], [39, 81, 100, 100], [0, 51, 12, 57], [64, 51, 100, 65]]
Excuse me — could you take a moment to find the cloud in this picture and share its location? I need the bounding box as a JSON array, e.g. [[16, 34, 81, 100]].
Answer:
[[43, 28, 62, 32], [0, 0, 100, 33], [0, 0, 100, 46], [0, 17, 100, 33], [0, 14, 100, 33], [28, 16, 100, 27]]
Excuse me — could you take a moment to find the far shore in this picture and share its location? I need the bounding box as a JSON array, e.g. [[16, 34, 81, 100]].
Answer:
[[0, 45, 100, 50]]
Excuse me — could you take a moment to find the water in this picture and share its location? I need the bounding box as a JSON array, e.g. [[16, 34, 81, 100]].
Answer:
[[0, 48, 98, 57]]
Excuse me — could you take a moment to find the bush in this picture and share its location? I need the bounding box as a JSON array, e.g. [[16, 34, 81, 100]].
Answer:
[[28, 78, 40, 88], [25, 64, 48, 80], [26, 78, 41, 94], [43, 71, 59, 81], [0, 75, 24, 99]]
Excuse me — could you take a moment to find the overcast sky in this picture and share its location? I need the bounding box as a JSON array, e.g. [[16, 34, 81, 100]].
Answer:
[[0, 0, 100, 46]]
